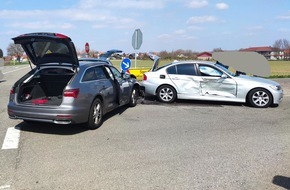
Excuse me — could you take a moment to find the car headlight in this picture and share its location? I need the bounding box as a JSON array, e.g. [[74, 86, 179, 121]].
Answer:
[[270, 85, 282, 91]]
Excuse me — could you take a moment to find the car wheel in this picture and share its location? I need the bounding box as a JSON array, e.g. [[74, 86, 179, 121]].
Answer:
[[87, 98, 103, 129], [128, 87, 139, 107], [248, 88, 272, 108], [157, 85, 177, 103]]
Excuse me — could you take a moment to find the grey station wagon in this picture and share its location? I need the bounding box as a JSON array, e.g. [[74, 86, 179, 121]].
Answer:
[[7, 33, 140, 129]]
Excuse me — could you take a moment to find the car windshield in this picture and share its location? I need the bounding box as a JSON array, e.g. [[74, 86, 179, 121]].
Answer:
[[214, 63, 236, 77]]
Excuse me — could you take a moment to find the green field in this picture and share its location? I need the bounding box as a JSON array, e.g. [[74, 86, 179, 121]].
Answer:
[[268, 61, 290, 77]]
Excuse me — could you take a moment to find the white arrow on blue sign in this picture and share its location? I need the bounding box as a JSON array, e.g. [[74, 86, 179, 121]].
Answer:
[[120, 58, 131, 71]]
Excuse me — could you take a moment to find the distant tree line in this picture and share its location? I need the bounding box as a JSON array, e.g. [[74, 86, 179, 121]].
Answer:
[[3, 39, 290, 61]]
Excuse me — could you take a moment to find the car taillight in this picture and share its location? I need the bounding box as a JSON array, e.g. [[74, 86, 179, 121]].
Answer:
[[63, 89, 79, 98], [10, 88, 15, 94], [143, 74, 147, 81], [55, 33, 68, 38]]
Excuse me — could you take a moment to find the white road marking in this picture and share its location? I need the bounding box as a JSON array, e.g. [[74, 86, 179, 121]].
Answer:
[[3, 66, 30, 75], [0, 185, 10, 189], [1, 127, 20, 150]]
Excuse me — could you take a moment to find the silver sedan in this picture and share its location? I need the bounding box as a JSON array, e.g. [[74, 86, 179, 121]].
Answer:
[[141, 57, 283, 108]]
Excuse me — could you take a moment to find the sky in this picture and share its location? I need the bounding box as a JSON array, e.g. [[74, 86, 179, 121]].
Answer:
[[1, 0, 290, 55]]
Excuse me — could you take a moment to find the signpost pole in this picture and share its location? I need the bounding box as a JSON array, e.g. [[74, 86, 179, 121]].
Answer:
[[135, 51, 137, 68]]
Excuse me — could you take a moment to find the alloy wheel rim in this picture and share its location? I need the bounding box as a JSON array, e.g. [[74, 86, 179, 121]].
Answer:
[[93, 103, 101, 124], [160, 88, 173, 101], [131, 89, 136, 104], [252, 91, 269, 106]]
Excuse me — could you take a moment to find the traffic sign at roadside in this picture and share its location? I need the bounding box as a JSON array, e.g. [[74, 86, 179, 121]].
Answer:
[[120, 58, 131, 71], [85, 42, 90, 53], [132, 29, 143, 50]]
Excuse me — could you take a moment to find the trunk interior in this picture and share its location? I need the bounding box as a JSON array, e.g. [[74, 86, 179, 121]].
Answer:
[[17, 68, 75, 106]]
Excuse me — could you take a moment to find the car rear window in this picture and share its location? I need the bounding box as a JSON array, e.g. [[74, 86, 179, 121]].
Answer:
[[26, 41, 70, 58]]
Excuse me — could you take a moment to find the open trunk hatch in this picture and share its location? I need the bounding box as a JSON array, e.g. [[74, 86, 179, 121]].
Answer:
[[12, 32, 79, 69]]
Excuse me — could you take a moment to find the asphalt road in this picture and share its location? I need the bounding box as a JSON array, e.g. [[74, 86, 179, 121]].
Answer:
[[0, 65, 289, 190]]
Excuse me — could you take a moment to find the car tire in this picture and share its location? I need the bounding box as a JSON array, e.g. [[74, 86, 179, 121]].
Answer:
[[87, 98, 103, 129], [128, 87, 139, 107], [248, 88, 272, 108], [157, 85, 177, 103]]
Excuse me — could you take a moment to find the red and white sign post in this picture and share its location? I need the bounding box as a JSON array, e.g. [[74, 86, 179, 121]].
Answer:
[[85, 42, 90, 56]]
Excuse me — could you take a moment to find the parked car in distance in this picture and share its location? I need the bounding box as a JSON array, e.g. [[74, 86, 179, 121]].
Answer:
[[141, 56, 283, 108], [78, 49, 123, 65], [7, 32, 140, 129]]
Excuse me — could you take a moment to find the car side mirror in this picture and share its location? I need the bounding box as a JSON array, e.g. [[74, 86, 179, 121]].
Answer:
[[122, 73, 131, 79], [221, 73, 228, 78]]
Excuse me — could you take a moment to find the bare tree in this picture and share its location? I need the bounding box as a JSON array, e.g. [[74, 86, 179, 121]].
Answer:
[[159, 50, 172, 60], [273, 39, 282, 49], [0, 48, 3, 58], [282, 39, 290, 60], [273, 39, 290, 60], [213, 48, 223, 52], [282, 39, 290, 50], [7, 42, 24, 62]]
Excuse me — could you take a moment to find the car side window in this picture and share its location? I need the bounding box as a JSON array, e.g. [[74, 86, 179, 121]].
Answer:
[[104, 66, 122, 80], [104, 66, 114, 80], [176, 64, 197, 76], [199, 65, 223, 77], [109, 66, 122, 79], [82, 67, 96, 82], [94, 66, 107, 80], [167, 66, 177, 74], [82, 66, 107, 82]]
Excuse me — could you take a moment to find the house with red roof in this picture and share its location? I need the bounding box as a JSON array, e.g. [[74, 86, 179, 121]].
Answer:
[[197, 52, 212, 60], [239, 46, 289, 60], [240, 46, 274, 60]]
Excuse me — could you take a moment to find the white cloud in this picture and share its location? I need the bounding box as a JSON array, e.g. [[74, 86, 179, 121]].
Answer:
[[277, 15, 290, 20], [92, 24, 107, 29], [174, 29, 186, 35], [157, 33, 172, 40], [188, 25, 204, 31], [78, 0, 165, 9], [0, 10, 44, 19], [247, 25, 263, 31], [183, 35, 197, 40], [0, 8, 138, 30], [187, 16, 217, 24], [216, 3, 229, 10], [276, 11, 290, 20], [7, 21, 74, 30], [243, 32, 255, 37], [187, 0, 208, 8], [278, 28, 290, 32]]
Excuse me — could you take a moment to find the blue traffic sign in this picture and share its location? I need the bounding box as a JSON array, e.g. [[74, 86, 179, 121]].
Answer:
[[120, 58, 131, 71]]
